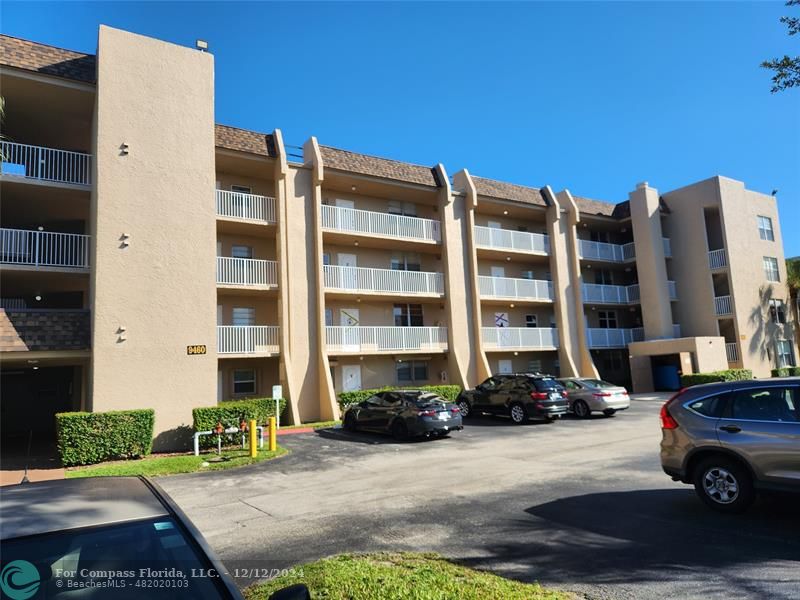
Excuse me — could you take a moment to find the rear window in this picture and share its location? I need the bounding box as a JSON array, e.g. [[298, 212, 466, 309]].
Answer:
[[532, 378, 564, 392], [687, 394, 727, 418], [411, 393, 443, 405], [581, 379, 617, 389]]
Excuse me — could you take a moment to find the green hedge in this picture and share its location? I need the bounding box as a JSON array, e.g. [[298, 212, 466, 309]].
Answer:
[[680, 369, 753, 387], [772, 366, 800, 377], [56, 409, 155, 467], [192, 398, 286, 447], [337, 385, 462, 409]]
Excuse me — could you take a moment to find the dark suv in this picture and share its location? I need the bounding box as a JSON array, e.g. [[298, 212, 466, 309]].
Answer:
[[660, 378, 800, 513], [457, 374, 568, 423]]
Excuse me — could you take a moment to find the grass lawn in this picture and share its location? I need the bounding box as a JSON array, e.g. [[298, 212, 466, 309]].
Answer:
[[244, 552, 572, 600], [280, 420, 340, 430], [65, 445, 288, 478]]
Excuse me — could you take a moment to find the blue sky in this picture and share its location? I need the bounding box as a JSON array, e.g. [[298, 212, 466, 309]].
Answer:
[[3, 1, 798, 256]]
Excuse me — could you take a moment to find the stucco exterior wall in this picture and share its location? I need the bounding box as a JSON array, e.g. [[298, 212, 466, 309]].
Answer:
[[91, 26, 217, 450], [331, 355, 449, 393]]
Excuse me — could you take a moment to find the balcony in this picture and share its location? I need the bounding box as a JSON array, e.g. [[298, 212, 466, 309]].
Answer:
[[726, 342, 740, 364], [578, 238, 671, 262], [216, 190, 276, 223], [714, 295, 733, 316], [582, 281, 677, 304], [473, 226, 549, 255], [0, 141, 91, 187], [323, 265, 444, 297], [325, 326, 448, 354], [587, 327, 644, 348], [478, 276, 553, 302], [217, 325, 279, 355], [0, 228, 90, 270], [708, 249, 728, 270], [321, 205, 441, 243], [0, 309, 90, 352], [481, 327, 559, 350], [216, 257, 278, 288]]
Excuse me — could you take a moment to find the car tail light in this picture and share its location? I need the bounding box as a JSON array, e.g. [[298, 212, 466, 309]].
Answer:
[[450, 407, 460, 413], [592, 392, 613, 397], [417, 409, 437, 417], [530, 391, 548, 400], [660, 403, 679, 430], [561, 390, 568, 397]]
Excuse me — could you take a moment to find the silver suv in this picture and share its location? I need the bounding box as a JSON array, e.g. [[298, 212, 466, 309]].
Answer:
[[660, 378, 800, 513]]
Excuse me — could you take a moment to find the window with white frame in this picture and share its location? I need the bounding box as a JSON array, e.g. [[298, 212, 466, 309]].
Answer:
[[231, 185, 252, 194], [396, 360, 428, 383], [777, 340, 795, 368], [763, 257, 780, 282], [232, 307, 255, 326], [758, 216, 774, 241], [769, 299, 787, 324], [525, 314, 538, 328], [394, 304, 423, 326], [233, 369, 256, 395], [388, 200, 417, 217], [390, 252, 421, 271], [231, 245, 253, 259], [598, 310, 618, 329]]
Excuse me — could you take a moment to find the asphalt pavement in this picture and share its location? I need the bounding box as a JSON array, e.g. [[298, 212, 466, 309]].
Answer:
[[160, 394, 800, 600]]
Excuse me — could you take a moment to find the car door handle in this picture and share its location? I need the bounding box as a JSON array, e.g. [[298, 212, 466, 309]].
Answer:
[[719, 425, 742, 434]]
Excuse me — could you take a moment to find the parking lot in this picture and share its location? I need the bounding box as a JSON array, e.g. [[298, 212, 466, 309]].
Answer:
[[161, 394, 800, 600]]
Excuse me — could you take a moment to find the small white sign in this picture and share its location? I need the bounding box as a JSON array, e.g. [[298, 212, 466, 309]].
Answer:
[[272, 385, 283, 399]]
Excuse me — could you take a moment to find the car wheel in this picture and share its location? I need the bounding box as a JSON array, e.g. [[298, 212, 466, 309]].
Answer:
[[457, 399, 472, 418], [391, 419, 408, 441], [693, 456, 755, 513], [509, 402, 528, 424], [343, 412, 357, 431], [573, 400, 591, 419], [602, 409, 616, 417]]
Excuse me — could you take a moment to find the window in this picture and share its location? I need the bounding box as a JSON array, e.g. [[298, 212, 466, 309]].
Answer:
[[595, 269, 614, 285], [688, 394, 727, 418], [564, 380, 581, 390], [232, 307, 255, 326], [758, 215, 774, 241], [231, 185, 252, 194], [602, 351, 624, 371], [233, 369, 256, 395], [590, 230, 610, 243], [388, 200, 416, 217], [393, 304, 423, 326], [517, 225, 529, 232], [525, 314, 538, 328], [325, 308, 333, 327], [527, 359, 542, 373], [728, 387, 797, 422], [777, 340, 795, 368], [763, 257, 780, 282], [769, 299, 787, 324], [390, 252, 421, 271], [396, 360, 428, 383], [322, 253, 331, 266], [598, 310, 618, 329], [231, 245, 253, 259]]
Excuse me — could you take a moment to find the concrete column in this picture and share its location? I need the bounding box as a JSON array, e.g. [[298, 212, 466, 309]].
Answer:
[[629, 182, 673, 339], [439, 166, 489, 387]]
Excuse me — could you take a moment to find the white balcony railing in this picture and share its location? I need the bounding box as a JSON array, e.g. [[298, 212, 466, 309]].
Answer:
[[216, 190, 276, 223], [325, 326, 448, 353], [0, 228, 90, 268], [216, 257, 278, 287], [582, 281, 676, 304], [217, 326, 279, 354], [473, 226, 549, 255], [481, 327, 559, 350], [321, 205, 441, 242], [726, 342, 740, 363], [708, 249, 728, 270], [714, 295, 733, 316], [324, 265, 444, 296], [0, 141, 91, 186], [478, 276, 553, 301], [578, 239, 628, 262], [587, 327, 645, 348]]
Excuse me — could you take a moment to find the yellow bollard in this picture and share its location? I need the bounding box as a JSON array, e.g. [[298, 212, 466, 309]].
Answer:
[[268, 416, 277, 452], [249, 419, 257, 458]]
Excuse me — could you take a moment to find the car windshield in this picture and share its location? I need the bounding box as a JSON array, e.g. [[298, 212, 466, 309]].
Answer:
[[581, 379, 618, 389], [2, 517, 227, 599]]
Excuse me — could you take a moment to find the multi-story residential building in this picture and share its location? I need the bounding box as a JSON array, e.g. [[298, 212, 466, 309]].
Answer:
[[1, 27, 796, 452]]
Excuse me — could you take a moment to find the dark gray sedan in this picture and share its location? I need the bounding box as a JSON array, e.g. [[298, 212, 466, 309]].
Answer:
[[342, 390, 463, 440]]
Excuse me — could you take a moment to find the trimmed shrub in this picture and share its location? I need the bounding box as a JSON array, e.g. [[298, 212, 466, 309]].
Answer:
[[192, 398, 287, 448], [337, 385, 462, 409], [792, 367, 800, 377], [680, 369, 753, 387], [56, 409, 155, 467], [773, 366, 800, 377]]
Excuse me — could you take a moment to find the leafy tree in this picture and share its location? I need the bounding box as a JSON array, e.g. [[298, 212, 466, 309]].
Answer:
[[762, 0, 800, 92]]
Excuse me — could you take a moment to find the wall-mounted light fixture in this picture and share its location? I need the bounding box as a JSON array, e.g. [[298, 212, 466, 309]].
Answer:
[[196, 39, 209, 52], [119, 143, 129, 155]]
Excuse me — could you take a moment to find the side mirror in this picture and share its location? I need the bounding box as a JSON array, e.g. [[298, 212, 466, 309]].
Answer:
[[268, 583, 311, 600]]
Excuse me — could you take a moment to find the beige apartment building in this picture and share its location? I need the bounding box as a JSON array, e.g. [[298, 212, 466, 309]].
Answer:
[[1, 27, 797, 451]]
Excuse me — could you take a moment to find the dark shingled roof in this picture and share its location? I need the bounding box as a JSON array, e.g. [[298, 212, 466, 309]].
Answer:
[[472, 176, 548, 207], [215, 124, 276, 157], [573, 196, 630, 219], [320, 146, 439, 187], [0, 34, 96, 83]]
